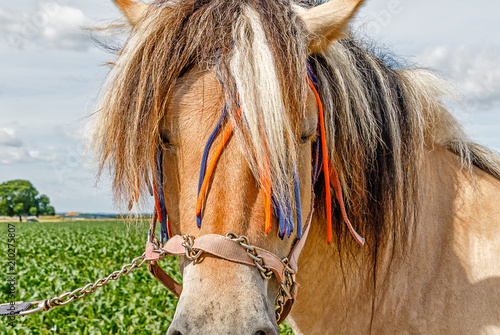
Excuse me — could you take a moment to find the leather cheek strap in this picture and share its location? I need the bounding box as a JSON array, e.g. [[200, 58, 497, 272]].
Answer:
[[148, 261, 183, 298], [277, 299, 294, 325]]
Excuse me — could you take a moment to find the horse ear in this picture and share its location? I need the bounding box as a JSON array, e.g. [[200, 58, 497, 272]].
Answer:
[[299, 0, 365, 54], [113, 0, 150, 25]]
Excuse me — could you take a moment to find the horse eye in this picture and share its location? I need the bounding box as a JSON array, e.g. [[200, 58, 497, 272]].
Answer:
[[300, 129, 317, 144], [160, 133, 171, 145], [300, 119, 317, 144], [300, 133, 318, 144]]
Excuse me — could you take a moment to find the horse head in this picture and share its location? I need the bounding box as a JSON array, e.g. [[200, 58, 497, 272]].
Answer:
[[94, 0, 364, 333]]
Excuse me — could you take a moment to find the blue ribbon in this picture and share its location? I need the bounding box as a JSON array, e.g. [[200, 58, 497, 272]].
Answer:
[[294, 167, 303, 239], [196, 104, 228, 227], [156, 145, 168, 243]]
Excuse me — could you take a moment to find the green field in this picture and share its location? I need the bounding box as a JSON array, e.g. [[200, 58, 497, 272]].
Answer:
[[0, 221, 294, 334]]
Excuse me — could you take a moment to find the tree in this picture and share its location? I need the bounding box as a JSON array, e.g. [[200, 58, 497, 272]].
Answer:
[[0, 180, 56, 221], [13, 203, 25, 221], [46, 206, 55, 216], [29, 207, 38, 216], [39, 194, 50, 214]]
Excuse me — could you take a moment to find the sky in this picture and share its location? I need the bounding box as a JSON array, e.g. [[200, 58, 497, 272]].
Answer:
[[0, 0, 499, 214]]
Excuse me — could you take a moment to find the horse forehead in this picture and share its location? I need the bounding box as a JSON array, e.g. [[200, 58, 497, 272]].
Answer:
[[164, 69, 319, 135], [165, 70, 224, 128], [304, 86, 319, 124]]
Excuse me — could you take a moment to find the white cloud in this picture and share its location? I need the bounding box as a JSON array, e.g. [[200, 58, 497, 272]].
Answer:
[[0, 144, 60, 165], [0, 146, 56, 165], [416, 46, 500, 108], [0, 3, 93, 51], [53, 124, 87, 142], [0, 125, 79, 166], [0, 128, 23, 147]]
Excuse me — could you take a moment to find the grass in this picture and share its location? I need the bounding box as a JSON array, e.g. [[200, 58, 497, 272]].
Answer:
[[0, 221, 294, 334]]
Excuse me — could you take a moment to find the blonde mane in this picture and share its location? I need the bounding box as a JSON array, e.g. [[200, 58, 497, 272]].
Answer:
[[91, 0, 500, 250]]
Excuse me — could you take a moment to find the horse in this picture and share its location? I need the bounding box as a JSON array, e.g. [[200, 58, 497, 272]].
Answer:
[[90, 0, 500, 333]]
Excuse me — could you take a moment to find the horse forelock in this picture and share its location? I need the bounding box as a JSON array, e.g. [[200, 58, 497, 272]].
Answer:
[[91, 0, 308, 218]]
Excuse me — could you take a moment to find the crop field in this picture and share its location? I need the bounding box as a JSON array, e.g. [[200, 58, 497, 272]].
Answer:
[[0, 221, 294, 334]]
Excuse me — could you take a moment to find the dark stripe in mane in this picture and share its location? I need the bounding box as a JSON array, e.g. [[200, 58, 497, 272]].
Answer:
[[310, 36, 500, 256], [310, 40, 419, 254]]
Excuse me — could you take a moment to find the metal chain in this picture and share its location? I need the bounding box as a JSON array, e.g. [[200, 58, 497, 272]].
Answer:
[[19, 253, 147, 316], [275, 288, 286, 321], [181, 234, 203, 260], [224, 232, 295, 321], [280, 258, 296, 299], [19, 232, 295, 322], [274, 258, 295, 320], [223, 233, 296, 320], [225, 232, 274, 280], [180, 232, 274, 281]]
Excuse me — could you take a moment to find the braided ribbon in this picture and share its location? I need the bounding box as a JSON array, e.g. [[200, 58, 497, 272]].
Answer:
[[307, 68, 365, 246], [155, 65, 364, 246]]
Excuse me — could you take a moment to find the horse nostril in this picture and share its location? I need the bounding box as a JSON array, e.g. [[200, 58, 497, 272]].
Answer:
[[254, 328, 278, 335]]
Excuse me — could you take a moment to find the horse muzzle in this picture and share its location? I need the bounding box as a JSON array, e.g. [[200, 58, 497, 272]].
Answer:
[[166, 256, 279, 335]]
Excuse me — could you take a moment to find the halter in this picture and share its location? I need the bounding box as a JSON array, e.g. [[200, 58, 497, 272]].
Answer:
[[147, 64, 364, 324]]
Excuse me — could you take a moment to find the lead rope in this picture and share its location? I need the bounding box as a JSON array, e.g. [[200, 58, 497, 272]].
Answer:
[[0, 252, 148, 316]]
